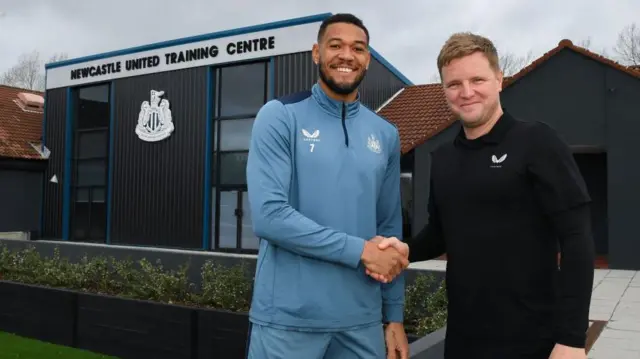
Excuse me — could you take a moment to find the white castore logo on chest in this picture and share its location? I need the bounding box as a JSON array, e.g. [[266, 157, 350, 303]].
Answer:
[[302, 129, 320, 152], [490, 153, 507, 168]]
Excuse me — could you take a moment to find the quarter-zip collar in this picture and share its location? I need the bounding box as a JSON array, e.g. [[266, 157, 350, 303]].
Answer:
[[311, 82, 360, 147], [311, 82, 361, 119]]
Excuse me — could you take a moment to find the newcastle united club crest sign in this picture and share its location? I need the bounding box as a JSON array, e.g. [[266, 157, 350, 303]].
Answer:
[[135, 90, 174, 142]]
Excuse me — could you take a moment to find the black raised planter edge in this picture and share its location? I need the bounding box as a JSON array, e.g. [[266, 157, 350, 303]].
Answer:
[[0, 279, 442, 359], [409, 326, 447, 359], [0, 280, 250, 359]]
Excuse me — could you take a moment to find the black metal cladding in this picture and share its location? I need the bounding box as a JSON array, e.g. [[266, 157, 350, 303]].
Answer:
[[42, 88, 67, 239], [358, 56, 407, 111], [110, 67, 208, 248], [273, 51, 406, 110], [274, 52, 317, 98], [0, 169, 42, 232]]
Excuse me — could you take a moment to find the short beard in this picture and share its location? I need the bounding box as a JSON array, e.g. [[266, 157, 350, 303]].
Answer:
[[318, 61, 367, 96]]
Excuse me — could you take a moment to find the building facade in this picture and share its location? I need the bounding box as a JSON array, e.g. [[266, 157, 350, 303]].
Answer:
[[0, 86, 48, 236], [379, 40, 640, 270], [40, 13, 412, 254]]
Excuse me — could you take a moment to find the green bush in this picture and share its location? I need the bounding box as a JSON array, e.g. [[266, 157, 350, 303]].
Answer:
[[403, 273, 448, 336], [0, 244, 446, 336]]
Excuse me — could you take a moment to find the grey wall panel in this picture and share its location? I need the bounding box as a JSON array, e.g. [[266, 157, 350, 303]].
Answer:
[[0, 170, 43, 232], [41, 88, 67, 239], [501, 50, 606, 147], [411, 123, 459, 238], [605, 68, 640, 270], [110, 67, 209, 249]]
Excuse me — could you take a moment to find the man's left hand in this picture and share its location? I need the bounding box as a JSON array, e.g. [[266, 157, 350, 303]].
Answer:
[[549, 344, 586, 359], [384, 323, 409, 359]]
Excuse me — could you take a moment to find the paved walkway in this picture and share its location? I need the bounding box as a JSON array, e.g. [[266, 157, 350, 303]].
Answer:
[[409, 260, 640, 358], [588, 268, 640, 358]]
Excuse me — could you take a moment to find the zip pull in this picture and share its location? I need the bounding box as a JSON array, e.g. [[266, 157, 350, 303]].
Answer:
[[341, 102, 349, 147]]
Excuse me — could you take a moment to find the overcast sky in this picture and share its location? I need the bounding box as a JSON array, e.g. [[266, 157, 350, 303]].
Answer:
[[0, 0, 638, 85]]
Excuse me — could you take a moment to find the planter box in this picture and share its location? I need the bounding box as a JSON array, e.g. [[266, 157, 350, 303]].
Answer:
[[0, 280, 77, 347], [407, 333, 421, 343], [0, 281, 251, 359], [409, 326, 447, 359], [197, 308, 250, 359], [0, 280, 437, 359], [75, 293, 196, 359]]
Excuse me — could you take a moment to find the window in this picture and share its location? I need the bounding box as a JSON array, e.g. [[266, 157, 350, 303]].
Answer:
[[70, 83, 110, 243], [219, 152, 249, 185], [218, 118, 254, 151], [77, 84, 110, 129], [219, 63, 267, 117], [211, 61, 267, 252]]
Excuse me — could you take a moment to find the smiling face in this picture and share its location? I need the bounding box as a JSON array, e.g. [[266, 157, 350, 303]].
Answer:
[[437, 33, 503, 131], [312, 21, 370, 100], [441, 51, 503, 128]]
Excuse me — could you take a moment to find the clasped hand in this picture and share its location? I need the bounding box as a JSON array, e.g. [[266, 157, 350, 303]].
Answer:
[[361, 236, 409, 283]]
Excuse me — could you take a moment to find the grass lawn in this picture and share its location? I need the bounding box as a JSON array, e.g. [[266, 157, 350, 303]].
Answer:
[[0, 332, 117, 358]]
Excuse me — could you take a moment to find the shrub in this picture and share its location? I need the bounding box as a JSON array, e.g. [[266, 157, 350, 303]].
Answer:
[[0, 244, 447, 336], [404, 273, 448, 336]]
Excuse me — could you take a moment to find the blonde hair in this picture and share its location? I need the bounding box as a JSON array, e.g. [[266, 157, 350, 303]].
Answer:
[[437, 32, 500, 75]]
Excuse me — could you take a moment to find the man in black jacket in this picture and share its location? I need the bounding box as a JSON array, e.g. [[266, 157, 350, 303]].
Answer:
[[374, 32, 595, 358]]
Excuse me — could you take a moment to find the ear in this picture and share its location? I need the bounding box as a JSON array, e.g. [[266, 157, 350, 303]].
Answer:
[[364, 48, 371, 70], [312, 43, 320, 65], [496, 69, 504, 92]]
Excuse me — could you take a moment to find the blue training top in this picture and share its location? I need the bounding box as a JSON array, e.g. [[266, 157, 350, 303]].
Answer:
[[246, 82, 405, 332]]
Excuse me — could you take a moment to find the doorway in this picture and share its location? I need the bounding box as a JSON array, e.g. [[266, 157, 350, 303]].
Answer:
[[215, 188, 259, 252], [573, 152, 608, 257]]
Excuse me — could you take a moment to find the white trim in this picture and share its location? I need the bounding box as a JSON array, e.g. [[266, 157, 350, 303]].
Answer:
[[46, 21, 320, 89], [409, 260, 447, 272], [375, 87, 405, 113]]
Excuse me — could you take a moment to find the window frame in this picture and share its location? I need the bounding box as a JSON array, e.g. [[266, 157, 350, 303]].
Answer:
[[211, 60, 268, 254], [69, 82, 111, 244]]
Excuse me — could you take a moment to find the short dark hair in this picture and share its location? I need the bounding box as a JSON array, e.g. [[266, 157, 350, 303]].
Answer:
[[317, 13, 370, 44]]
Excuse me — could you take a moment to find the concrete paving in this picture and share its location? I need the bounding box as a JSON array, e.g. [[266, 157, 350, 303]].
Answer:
[[588, 269, 640, 359], [409, 260, 640, 358]]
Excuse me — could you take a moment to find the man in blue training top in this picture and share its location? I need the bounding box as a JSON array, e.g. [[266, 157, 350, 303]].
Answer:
[[245, 13, 411, 359]]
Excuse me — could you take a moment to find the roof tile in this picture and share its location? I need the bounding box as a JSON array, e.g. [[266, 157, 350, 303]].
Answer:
[[378, 84, 456, 154]]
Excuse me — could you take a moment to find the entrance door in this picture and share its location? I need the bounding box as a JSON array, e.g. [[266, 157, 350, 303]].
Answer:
[[573, 153, 608, 256], [216, 189, 259, 252]]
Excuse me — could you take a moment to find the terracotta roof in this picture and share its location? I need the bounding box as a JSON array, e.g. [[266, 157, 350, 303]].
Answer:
[[379, 39, 640, 154], [0, 85, 46, 160], [503, 39, 640, 88], [377, 84, 456, 154]]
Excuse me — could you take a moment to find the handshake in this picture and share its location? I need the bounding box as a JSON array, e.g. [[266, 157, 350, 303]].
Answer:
[[361, 236, 410, 283]]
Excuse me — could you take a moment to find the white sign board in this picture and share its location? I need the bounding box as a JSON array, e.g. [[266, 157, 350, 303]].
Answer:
[[46, 21, 320, 89]]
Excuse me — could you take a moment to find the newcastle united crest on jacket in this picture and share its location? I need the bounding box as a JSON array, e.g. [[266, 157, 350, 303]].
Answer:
[[135, 90, 174, 142]]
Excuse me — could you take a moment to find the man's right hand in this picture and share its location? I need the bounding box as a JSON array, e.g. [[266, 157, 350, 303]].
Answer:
[[360, 237, 408, 283]]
